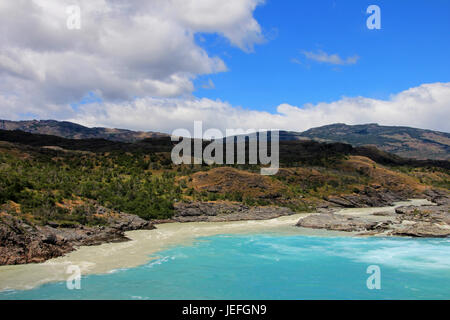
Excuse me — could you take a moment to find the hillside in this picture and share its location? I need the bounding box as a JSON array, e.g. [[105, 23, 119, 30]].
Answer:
[[0, 130, 448, 220], [1, 129, 448, 170], [1, 130, 449, 264], [0, 119, 168, 142], [1, 120, 449, 160], [1, 135, 447, 225], [292, 123, 450, 160]]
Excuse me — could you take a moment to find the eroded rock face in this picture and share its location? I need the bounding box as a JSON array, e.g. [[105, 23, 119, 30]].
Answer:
[[0, 214, 72, 265], [324, 187, 407, 208], [107, 212, 155, 231], [174, 202, 294, 222], [175, 202, 248, 217], [390, 195, 450, 237], [0, 212, 155, 266], [296, 213, 381, 232], [297, 189, 450, 238], [393, 223, 450, 238], [423, 189, 450, 206]]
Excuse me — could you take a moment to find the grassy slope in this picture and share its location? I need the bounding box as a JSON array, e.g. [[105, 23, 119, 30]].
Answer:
[[0, 132, 448, 227]]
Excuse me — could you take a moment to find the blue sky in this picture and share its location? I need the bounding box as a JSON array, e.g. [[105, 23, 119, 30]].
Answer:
[[1, 1, 449, 133], [193, 0, 450, 112]]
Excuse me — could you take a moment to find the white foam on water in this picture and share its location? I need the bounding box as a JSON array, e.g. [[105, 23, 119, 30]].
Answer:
[[250, 234, 450, 273], [349, 241, 450, 272], [145, 256, 173, 269], [306, 237, 450, 273], [107, 267, 129, 274]]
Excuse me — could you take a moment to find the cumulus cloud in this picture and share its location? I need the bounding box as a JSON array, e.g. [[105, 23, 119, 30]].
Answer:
[[301, 50, 359, 65], [0, 0, 264, 113], [1, 2, 448, 135], [66, 82, 450, 135]]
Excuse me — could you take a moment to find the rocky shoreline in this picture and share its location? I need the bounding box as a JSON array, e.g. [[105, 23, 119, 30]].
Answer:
[[1, 188, 448, 266], [296, 189, 450, 237], [172, 202, 295, 222], [0, 209, 154, 265], [167, 184, 419, 222]]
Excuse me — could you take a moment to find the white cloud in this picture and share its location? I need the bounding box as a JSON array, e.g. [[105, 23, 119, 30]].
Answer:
[[0, 0, 264, 111], [301, 50, 359, 65], [1, 2, 448, 135], [66, 82, 450, 135]]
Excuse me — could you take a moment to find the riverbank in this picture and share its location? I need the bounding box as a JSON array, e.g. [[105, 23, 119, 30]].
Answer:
[[0, 198, 441, 292], [0, 207, 155, 265], [0, 211, 357, 292], [1, 186, 448, 269], [2, 234, 449, 300], [297, 190, 450, 237]]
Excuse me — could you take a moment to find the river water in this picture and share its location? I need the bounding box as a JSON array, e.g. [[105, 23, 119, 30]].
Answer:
[[1, 199, 448, 299]]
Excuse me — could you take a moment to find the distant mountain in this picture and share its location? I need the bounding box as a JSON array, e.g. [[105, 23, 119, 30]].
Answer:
[[0, 128, 448, 170], [1, 120, 449, 160], [0, 119, 169, 143], [286, 123, 449, 160]]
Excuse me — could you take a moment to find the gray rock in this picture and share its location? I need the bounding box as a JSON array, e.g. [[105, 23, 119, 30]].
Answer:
[[296, 213, 377, 232], [174, 201, 294, 222], [393, 223, 450, 237], [0, 208, 155, 266], [297, 189, 450, 238]]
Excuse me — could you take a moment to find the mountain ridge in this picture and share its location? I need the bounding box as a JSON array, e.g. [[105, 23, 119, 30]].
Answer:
[[292, 123, 450, 160], [1, 119, 449, 160], [0, 119, 169, 143]]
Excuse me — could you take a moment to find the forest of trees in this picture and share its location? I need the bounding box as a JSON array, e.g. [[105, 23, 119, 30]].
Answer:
[[0, 149, 182, 222], [1, 134, 448, 227]]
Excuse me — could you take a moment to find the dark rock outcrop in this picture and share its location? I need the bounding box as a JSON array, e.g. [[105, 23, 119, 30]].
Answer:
[[297, 189, 450, 238], [393, 223, 450, 238], [0, 214, 73, 265], [0, 211, 154, 265], [296, 213, 380, 232], [391, 194, 450, 237], [173, 201, 294, 222], [323, 187, 407, 208]]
